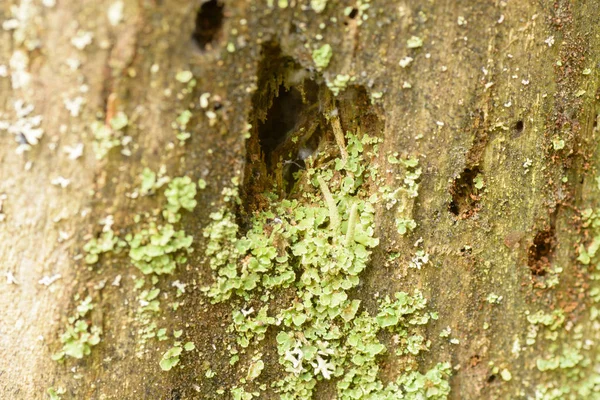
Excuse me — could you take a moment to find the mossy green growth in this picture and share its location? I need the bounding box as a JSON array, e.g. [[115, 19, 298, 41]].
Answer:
[[163, 176, 197, 223], [310, 0, 327, 13], [82, 228, 125, 264], [159, 345, 182, 371], [159, 339, 195, 371], [230, 306, 276, 348], [312, 44, 333, 70], [91, 111, 129, 160], [231, 386, 258, 400], [140, 166, 170, 196], [326, 74, 352, 96], [52, 296, 101, 361], [531, 184, 600, 398], [383, 154, 421, 236], [202, 130, 450, 398], [127, 223, 193, 275], [47, 387, 65, 400], [527, 310, 565, 331]]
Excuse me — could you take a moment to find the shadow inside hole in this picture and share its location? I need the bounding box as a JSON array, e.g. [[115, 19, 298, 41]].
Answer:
[[257, 85, 305, 170], [448, 166, 482, 218], [527, 228, 555, 276], [515, 120, 524, 132], [192, 0, 224, 51], [511, 120, 525, 139]]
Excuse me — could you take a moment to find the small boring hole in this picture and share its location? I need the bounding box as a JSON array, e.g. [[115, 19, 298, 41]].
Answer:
[[348, 8, 358, 19], [515, 120, 524, 132], [192, 0, 224, 51], [448, 166, 482, 218], [527, 228, 555, 276]]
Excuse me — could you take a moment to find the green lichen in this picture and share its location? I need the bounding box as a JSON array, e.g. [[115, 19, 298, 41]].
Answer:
[[174, 110, 193, 143], [159, 345, 183, 371], [159, 339, 195, 371], [326, 74, 352, 96], [310, 0, 327, 13], [175, 70, 193, 83], [127, 223, 193, 275], [473, 173, 485, 190], [552, 137, 565, 150], [202, 130, 450, 398], [406, 36, 423, 49], [91, 111, 129, 159], [382, 155, 421, 236], [73, 173, 200, 366], [140, 166, 170, 196], [163, 176, 197, 223], [83, 228, 125, 264], [231, 386, 258, 400], [531, 181, 600, 398], [230, 306, 275, 348], [52, 296, 101, 361], [312, 44, 333, 71], [246, 356, 265, 381], [47, 387, 65, 400]]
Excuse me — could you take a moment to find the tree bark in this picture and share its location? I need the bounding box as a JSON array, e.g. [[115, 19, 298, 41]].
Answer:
[[1, 0, 600, 399]]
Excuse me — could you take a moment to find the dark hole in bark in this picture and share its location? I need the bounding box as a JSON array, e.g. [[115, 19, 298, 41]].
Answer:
[[469, 354, 481, 367], [460, 245, 472, 255], [348, 8, 358, 19], [258, 86, 304, 170], [240, 42, 326, 220], [448, 166, 482, 219], [527, 228, 555, 276], [192, 0, 224, 51], [487, 375, 496, 383], [515, 120, 524, 132]]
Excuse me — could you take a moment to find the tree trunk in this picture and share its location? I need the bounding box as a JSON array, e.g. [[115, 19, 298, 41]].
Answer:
[[1, 0, 599, 399]]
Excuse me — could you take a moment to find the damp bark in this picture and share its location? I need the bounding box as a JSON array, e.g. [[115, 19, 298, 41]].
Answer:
[[1, 1, 600, 399]]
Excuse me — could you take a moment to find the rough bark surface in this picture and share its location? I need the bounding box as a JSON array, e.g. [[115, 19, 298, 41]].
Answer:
[[1, 0, 600, 399]]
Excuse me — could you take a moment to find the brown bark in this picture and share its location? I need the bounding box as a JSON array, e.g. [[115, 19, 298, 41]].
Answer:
[[1, 0, 599, 399]]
